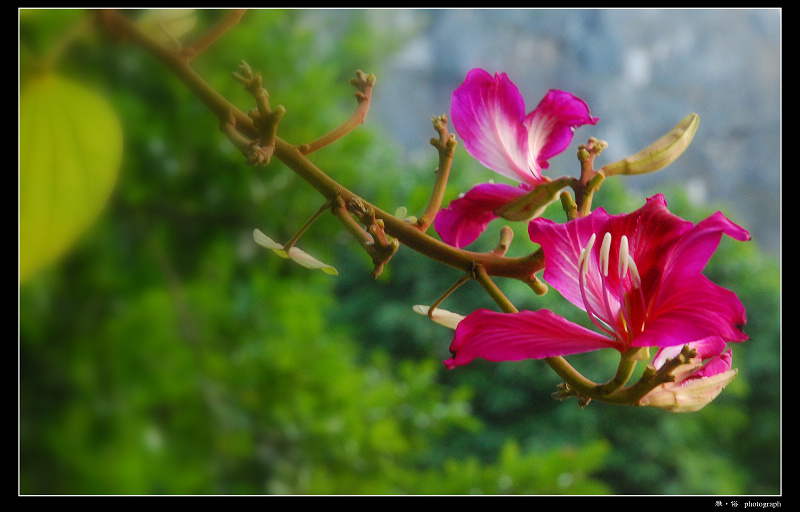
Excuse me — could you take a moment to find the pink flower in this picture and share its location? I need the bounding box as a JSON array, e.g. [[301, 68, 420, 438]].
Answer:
[[639, 338, 739, 412], [435, 69, 598, 248], [444, 194, 750, 369]]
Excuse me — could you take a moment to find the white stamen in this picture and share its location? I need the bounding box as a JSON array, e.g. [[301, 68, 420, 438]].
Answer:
[[600, 232, 612, 277], [618, 235, 630, 279], [577, 233, 616, 338], [576, 231, 647, 343], [618, 235, 641, 289], [579, 233, 597, 274]]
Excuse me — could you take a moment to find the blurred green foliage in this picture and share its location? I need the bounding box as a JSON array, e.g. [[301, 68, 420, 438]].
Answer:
[[20, 73, 122, 282], [19, 9, 780, 495]]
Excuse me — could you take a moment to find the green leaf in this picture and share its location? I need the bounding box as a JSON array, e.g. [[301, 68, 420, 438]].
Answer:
[[20, 74, 122, 283]]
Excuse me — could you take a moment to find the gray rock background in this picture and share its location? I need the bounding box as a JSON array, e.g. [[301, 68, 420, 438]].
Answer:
[[359, 8, 780, 253]]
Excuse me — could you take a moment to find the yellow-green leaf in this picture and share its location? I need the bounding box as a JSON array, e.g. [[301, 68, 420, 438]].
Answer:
[[20, 74, 122, 283], [137, 9, 198, 45]]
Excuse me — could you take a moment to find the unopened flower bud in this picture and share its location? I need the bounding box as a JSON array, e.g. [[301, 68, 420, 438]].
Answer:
[[412, 305, 465, 330], [601, 113, 699, 177], [639, 349, 737, 413]]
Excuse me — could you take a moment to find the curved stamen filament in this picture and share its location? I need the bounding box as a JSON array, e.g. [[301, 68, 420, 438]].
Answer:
[[617, 235, 635, 341], [630, 256, 647, 318], [596, 232, 619, 332], [578, 234, 616, 338], [578, 232, 652, 345], [618, 235, 642, 288], [577, 231, 652, 347], [616, 235, 649, 341]]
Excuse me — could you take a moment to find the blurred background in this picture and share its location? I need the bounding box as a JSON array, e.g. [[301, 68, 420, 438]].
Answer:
[[19, 9, 781, 495]]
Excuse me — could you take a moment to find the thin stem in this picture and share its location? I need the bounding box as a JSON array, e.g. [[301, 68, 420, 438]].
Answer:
[[572, 137, 608, 217], [474, 264, 517, 314], [220, 111, 271, 165], [594, 348, 640, 395], [284, 199, 333, 252], [232, 61, 285, 162], [98, 10, 252, 128], [474, 265, 605, 400], [559, 190, 578, 221], [299, 70, 376, 155], [97, 10, 546, 287], [604, 345, 698, 404], [276, 135, 548, 281], [416, 115, 456, 232], [219, 112, 249, 152], [183, 9, 247, 61], [576, 172, 605, 218], [429, 275, 470, 320], [577, 146, 595, 186], [545, 357, 603, 398], [96, 10, 697, 409], [332, 197, 374, 247]]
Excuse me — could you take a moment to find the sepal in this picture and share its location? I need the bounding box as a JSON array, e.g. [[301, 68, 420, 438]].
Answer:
[[495, 176, 573, 222]]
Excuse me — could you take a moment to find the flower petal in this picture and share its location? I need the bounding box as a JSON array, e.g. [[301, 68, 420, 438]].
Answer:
[[444, 309, 624, 369], [529, 195, 696, 314], [285, 247, 339, 275], [450, 69, 538, 185], [658, 210, 751, 285], [253, 229, 338, 275], [693, 349, 733, 379], [632, 276, 748, 348], [528, 194, 748, 351], [523, 89, 599, 171], [435, 182, 528, 248], [652, 336, 728, 368], [599, 195, 692, 293], [412, 305, 465, 330], [527, 208, 615, 312], [253, 229, 289, 255]]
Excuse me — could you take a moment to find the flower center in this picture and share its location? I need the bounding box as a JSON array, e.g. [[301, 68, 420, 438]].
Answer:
[[578, 232, 646, 343]]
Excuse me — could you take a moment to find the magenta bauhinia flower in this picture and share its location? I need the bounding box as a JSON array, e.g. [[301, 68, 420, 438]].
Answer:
[[435, 69, 598, 248], [444, 194, 750, 369]]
